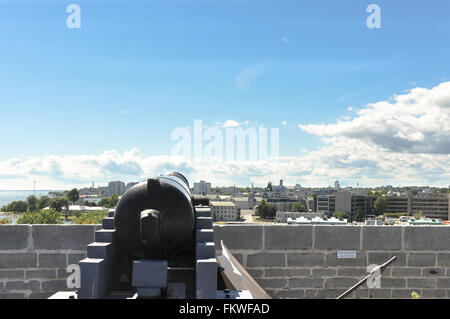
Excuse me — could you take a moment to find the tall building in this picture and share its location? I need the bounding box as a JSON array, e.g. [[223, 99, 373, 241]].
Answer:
[[108, 181, 126, 197], [193, 181, 211, 195], [334, 181, 340, 190]]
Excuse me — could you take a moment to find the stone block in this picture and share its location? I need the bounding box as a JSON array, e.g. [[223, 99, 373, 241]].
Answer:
[[421, 289, 446, 298], [33, 225, 96, 250], [0, 270, 24, 279], [247, 269, 264, 278], [4, 280, 40, 291], [311, 268, 336, 277], [95, 229, 115, 243], [26, 269, 57, 279], [265, 225, 312, 250], [404, 226, 450, 251], [314, 225, 361, 250], [274, 289, 306, 299], [196, 258, 217, 299], [213, 225, 263, 250], [132, 260, 168, 288], [380, 277, 406, 288], [87, 242, 112, 259], [325, 277, 359, 289], [41, 279, 68, 292], [408, 253, 436, 267], [247, 253, 285, 268], [437, 278, 450, 288], [196, 229, 214, 243], [78, 258, 108, 299], [362, 226, 401, 250], [437, 253, 450, 267], [391, 267, 422, 277], [368, 288, 391, 299], [368, 252, 406, 267], [391, 289, 417, 299], [196, 217, 212, 230], [337, 267, 367, 277], [421, 268, 445, 277], [407, 278, 435, 289], [0, 253, 37, 269], [265, 268, 310, 278], [287, 252, 325, 267], [195, 207, 211, 217], [288, 278, 324, 288], [39, 253, 66, 268], [101, 217, 115, 230], [137, 287, 161, 298], [255, 278, 287, 289], [196, 242, 215, 259], [0, 225, 30, 250], [0, 293, 26, 299]]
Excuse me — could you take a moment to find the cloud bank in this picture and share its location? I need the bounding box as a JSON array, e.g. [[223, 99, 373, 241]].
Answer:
[[0, 83, 449, 189]]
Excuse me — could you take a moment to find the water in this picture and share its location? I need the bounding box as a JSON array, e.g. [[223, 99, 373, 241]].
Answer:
[[0, 190, 52, 208]]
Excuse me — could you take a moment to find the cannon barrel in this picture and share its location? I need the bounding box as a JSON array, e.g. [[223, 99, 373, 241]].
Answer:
[[114, 172, 195, 259]]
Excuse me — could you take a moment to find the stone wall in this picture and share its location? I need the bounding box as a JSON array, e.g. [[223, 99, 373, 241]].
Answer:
[[0, 224, 449, 299], [0, 225, 97, 299]]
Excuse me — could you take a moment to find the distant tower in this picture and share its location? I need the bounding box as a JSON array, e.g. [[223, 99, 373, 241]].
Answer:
[[280, 179, 283, 187], [334, 181, 340, 190]]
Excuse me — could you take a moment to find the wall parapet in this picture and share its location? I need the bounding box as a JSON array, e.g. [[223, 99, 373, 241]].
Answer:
[[0, 224, 449, 299]]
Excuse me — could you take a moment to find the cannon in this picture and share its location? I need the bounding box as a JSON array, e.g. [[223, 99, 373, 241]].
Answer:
[[49, 172, 268, 299]]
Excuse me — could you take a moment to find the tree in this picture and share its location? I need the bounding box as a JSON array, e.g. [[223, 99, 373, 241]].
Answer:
[[292, 202, 307, 212], [5, 201, 28, 213], [333, 211, 349, 219], [50, 197, 69, 212], [27, 195, 38, 212], [17, 209, 62, 224], [374, 196, 388, 215], [68, 188, 80, 205], [413, 210, 423, 220], [37, 196, 51, 210], [256, 200, 276, 219]]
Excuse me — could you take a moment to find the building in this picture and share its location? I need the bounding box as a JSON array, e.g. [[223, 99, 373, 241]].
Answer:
[[334, 181, 340, 190], [210, 201, 240, 221], [315, 195, 335, 217], [276, 211, 324, 223], [193, 181, 211, 195], [232, 197, 251, 210], [108, 181, 126, 197]]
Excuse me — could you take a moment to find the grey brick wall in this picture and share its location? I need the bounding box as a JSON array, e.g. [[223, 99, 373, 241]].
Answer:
[[0, 225, 97, 299], [0, 224, 449, 299], [214, 224, 450, 299]]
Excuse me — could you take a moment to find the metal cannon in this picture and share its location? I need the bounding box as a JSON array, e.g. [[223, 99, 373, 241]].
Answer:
[[50, 172, 269, 299]]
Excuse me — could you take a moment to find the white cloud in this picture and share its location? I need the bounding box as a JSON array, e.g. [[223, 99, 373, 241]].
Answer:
[[300, 82, 450, 154], [282, 120, 287, 126], [282, 35, 289, 43], [235, 63, 265, 91]]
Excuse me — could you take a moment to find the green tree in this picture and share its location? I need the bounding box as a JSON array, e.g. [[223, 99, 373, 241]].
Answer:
[[374, 196, 388, 215], [413, 210, 423, 220], [37, 196, 51, 210], [67, 188, 80, 205], [292, 202, 307, 212], [5, 201, 28, 213], [256, 200, 276, 219], [27, 195, 38, 212], [333, 211, 349, 219], [17, 209, 62, 224], [50, 197, 69, 212]]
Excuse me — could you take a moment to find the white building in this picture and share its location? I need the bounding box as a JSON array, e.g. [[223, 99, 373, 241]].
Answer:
[[108, 181, 126, 196], [232, 197, 250, 210], [193, 181, 211, 195], [210, 201, 239, 221]]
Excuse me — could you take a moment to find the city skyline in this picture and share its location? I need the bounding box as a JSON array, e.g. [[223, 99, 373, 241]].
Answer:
[[0, 1, 449, 189]]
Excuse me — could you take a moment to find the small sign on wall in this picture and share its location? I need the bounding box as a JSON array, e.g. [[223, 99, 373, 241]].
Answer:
[[337, 250, 357, 259]]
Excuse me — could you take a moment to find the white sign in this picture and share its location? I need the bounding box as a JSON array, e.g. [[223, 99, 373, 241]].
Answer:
[[337, 250, 357, 259]]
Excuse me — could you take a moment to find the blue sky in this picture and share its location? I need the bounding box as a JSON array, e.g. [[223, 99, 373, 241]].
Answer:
[[0, 0, 449, 189]]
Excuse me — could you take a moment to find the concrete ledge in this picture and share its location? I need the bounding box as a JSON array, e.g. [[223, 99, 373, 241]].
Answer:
[[0, 225, 30, 250], [314, 226, 361, 250], [32, 225, 97, 250], [214, 225, 263, 250], [404, 226, 450, 251], [362, 226, 402, 250], [265, 225, 312, 250]]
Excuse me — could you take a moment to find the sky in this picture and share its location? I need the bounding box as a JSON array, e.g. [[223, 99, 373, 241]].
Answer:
[[0, 0, 449, 189]]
